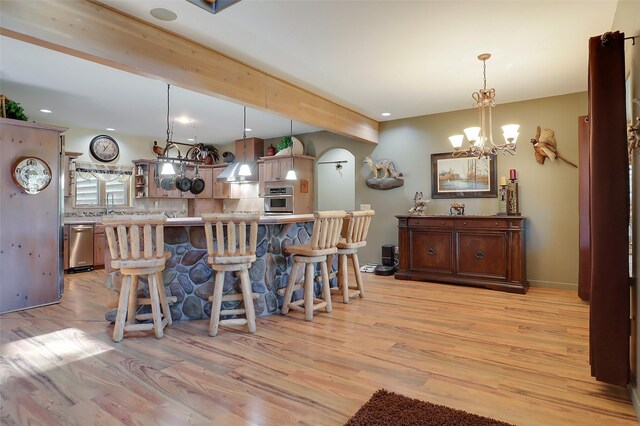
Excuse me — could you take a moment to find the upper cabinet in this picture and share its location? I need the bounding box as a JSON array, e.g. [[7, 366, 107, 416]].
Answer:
[[262, 156, 293, 182]]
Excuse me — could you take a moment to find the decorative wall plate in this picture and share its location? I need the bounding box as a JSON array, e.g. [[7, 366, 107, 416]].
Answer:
[[11, 156, 52, 194]]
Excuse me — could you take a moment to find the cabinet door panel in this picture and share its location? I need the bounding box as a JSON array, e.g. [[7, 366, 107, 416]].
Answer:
[[94, 232, 106, 267], [409, 230, 453, 273], [456, 232, 507, 279]]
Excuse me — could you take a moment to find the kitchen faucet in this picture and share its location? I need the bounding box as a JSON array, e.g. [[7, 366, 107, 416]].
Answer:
[[105, 192, 115, 215]]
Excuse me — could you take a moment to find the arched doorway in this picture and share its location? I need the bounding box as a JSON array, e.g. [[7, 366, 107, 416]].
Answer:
[[316, 148, 356, 211]]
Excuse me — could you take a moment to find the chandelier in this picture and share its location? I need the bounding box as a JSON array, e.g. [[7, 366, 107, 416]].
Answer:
[[449, 53, 519, 158]]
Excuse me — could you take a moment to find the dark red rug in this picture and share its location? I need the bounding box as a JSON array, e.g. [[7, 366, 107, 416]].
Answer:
[[345, 389, 515, 426]]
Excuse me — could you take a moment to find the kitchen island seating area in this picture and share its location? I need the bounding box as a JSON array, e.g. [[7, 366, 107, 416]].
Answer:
[[281, 210, 348, 321], [201, 213, 261, 336], [101, 215, 176, 342]]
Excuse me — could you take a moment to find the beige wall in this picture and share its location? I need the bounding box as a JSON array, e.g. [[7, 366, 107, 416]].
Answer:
[[281, 93, 587, 289], [612, 0, 640, 415]]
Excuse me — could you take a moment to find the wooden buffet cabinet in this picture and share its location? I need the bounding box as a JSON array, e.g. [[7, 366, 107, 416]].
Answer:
[[396, 215, 528, 294]]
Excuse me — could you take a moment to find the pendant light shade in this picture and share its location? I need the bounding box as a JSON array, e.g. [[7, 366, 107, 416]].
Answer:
[[285, 120, 297, 181], [160, 162, 175, 175]]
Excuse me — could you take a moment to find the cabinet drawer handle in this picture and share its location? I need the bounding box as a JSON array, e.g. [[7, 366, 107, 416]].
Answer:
[[475, 250, 485, 259], [426, 247, 436, 255]]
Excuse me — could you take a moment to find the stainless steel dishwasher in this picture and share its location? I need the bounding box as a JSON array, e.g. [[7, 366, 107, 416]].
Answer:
[[69, 224, 94, 272]]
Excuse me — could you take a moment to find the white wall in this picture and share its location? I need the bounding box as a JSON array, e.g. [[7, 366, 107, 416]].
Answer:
[[317, 148, 356, 211]]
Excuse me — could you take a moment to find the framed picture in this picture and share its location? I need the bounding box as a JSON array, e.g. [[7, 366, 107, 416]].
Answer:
[[431, 152, 497, 199]]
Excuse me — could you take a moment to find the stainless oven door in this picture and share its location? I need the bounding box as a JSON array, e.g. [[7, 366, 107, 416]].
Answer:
[[264, 195, 293, 214]]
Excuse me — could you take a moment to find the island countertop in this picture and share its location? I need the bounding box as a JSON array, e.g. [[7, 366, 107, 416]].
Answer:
[[65, 214, 315, 226]]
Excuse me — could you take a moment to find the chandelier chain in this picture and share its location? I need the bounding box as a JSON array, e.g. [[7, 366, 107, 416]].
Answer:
[[166, 84, 170, 142]]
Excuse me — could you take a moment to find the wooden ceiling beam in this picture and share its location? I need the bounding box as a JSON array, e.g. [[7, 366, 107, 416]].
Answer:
[[0, 0, 378, 143]]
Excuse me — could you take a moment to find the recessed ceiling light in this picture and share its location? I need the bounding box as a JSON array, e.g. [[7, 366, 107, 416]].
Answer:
[[176, 116, 192, 124], [106, 128, 116, 131], [244, 128, 252, 132], [39, 109, 52, 113], [381, 112, 391, 117], [150, 8, 177, 21], [187, 138, 195, 142]]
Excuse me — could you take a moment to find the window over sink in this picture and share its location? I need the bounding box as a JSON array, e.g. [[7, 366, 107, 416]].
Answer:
[[74, 162, 132, 208]]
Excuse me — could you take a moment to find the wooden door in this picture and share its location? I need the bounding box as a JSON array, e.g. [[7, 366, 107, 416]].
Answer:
[[194, 167, 213, 199], [263, 159, 280, 182]]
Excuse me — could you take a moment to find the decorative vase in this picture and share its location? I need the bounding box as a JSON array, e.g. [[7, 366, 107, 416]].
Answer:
[[267, 144, 276, 156]]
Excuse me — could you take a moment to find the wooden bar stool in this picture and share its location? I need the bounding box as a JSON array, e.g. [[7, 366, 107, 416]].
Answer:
[[281, 210, 347, 321], [332, 210, 375, 303], [101, 215, 174, 342], [201, 213, 260, 336]]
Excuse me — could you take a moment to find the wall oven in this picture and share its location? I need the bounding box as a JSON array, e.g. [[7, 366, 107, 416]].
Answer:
[[264, 185, 294, 214]]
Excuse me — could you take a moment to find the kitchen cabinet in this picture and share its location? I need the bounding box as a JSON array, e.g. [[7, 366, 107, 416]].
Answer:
[[396, 215, 528, 294], [260, 155, 315, 214], [212, 164, 230, 199], [262, 157, 293, 182], [93, 225, 106, 268]]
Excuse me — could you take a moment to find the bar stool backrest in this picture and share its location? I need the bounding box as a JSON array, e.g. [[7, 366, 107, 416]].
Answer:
[[310, 210, 347, 250], [344, 210, 375, 244], [201, 213, 260, 261], [101, 215, 167, 263]]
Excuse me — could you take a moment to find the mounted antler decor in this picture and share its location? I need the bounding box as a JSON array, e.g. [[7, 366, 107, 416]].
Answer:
[[530, 126, 578, 168]]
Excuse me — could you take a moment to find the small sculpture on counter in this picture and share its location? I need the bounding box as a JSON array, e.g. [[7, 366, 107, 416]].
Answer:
[[530, 126, 578, 168], [450, 202, 465, 215], [409, 192, 430, 215], [364, 155, 404, 190]]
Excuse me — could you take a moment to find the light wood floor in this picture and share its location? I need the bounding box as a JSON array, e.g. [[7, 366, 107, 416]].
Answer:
[[1, 271, 637, 425]]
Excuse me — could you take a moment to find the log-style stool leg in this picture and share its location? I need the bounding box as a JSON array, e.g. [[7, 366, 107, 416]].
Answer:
[[127, 275, 139, 324], [149, 273, 164, 339], [155, 271, 172, 326], [281, 262, 299, 315], [351, 253, 365, 298], [339, 253, 349, 303], [304, 262, 315, 321], [239, 269, 257, 333], [209, 270, 225, 336], [113, 275, 132, 343], [320, 260, 332, 313]]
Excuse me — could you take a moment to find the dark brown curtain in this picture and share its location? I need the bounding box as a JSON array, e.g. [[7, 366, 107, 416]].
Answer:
[[588, 31, 629, 387], [578, 116, 591, 301]]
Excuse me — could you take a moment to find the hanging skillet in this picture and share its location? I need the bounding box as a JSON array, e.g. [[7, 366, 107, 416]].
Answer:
[[190, 163, 205, 195], [175, 163, 192, 192]]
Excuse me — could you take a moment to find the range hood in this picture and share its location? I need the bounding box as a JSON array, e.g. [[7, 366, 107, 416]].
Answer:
[[216, 137, 264, 183], [216, 161, 259, 183]]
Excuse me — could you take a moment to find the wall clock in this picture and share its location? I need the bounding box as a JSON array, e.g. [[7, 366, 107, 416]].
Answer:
[[11, 157, 52, 194], [89, 135, 119, 163]]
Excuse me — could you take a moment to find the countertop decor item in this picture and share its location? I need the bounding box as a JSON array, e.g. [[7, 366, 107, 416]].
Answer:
[[448, 53, 519, 159], [408, 191, 430, 215], [450, 202, 465, 215], [364, 155, 404, 190], [11, 156, 52, 194], [530, 126, 578, 167], [431, 152, 497, 199], [266, 144, 276, 156], [89, 135, 119, 163]]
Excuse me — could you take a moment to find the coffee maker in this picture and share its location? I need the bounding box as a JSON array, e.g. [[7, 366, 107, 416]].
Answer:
[[374, 244, 397, 276]]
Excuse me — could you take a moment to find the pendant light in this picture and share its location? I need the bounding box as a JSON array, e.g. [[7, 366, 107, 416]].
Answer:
[[285, 120, 297, 180], [160, 83, 176, 175], [238, 106, 252, 177]]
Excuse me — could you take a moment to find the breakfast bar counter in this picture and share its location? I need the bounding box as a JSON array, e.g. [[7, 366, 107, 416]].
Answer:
[[106, 214, 317, 321]]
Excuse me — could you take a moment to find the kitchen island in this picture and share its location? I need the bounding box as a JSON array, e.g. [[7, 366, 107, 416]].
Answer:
[[104, 214, 320, 321]]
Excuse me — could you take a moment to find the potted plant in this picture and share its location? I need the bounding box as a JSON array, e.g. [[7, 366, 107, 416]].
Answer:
[[188, 143, 220, 165], [1, 95, 29, 121]]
